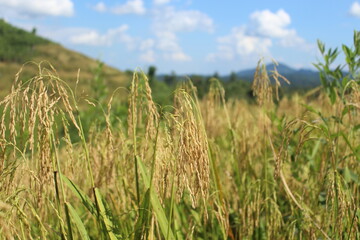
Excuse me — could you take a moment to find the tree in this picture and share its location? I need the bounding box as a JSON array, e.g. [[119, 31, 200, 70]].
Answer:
[[212, 71, 219, 79], [229, 71, 237, 82], [190, 74, 207, 97], [147, 65, 157, 85], [164, 71, 177, 86]]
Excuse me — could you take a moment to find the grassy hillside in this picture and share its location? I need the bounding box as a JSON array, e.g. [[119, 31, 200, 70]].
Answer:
[[0, 19, 130, 99], [0, 18, 50, 62]]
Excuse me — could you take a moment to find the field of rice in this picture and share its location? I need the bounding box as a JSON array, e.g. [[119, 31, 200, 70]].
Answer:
[[0, 55, 359, 239]]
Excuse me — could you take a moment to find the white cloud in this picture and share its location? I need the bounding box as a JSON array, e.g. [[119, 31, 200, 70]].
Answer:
[[54, 26, 159, 63], [140, 39, 155, 51], [208, 26, 272, 61], [153, 7, 214, 33], [94, 2, 107, 13], [235, 33, 272, 56], [154, 31, 191, 62], [249, 9, 291, 38], [70, 31, 105, 45], [156, 31, 180, 52], [248, 9, 310, 49], [0, 0, 74, 17], [208, 9, 311, 62], [138, 39, 157, 62], [33, 24, 153, 62], [87, 4, 212, 62], [140, 50, 156, 63], [112, 0, 145, 15], [350, 2, 360, 17], [153, 0, 171, 5], [144, 31, 190, 62], [279, 30, 308, 48], [150, 6, 213, 62], [166, 52, 191, 61], [69, 25, 136, 49]]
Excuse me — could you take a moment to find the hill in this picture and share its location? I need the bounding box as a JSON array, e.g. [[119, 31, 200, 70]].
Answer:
[[0, 19, 130, 98], [236, 63, 320, 88]]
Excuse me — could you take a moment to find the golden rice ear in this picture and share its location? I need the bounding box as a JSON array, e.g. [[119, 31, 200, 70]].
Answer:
[[171, 88, 210, 207], [127, 71, 139, 138], [203, 78, 225, 138], [0, 61, 81, 197], [252, 58, 273, 106], [127, 70, 159, 141], [270, 59, 290, 102], [252, 58, 290, 106], [344, 80, 360, 111], [152, 115, 177, 201]]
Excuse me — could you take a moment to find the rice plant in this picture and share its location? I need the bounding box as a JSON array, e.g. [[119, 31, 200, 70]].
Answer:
[[0, 34, 359, 239]]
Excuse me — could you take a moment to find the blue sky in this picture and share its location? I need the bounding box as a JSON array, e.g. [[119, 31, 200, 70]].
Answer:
[[0, 0, 359, 74]]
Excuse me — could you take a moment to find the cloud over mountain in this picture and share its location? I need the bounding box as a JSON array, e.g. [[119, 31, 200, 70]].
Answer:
[[0, 0, 74, 17]]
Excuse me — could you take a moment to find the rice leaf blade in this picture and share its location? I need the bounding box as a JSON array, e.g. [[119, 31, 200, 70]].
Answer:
[[60, 173, 95, 215], [66, 202, 91, 240], [94, 188, 118, 240], [137, 157, 176, 239]]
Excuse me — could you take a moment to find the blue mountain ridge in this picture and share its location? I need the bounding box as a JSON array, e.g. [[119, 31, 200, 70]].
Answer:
[[236, 63, 320, 88]]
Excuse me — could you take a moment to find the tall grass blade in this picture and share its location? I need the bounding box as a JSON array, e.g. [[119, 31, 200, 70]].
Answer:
[[137, 156, 176, 239], [60, 173, 95, 215], [66, 202, 91, 240], [341, 132, 360, 162], [134, 188, 151, 239], [94, 188, 118, 240]]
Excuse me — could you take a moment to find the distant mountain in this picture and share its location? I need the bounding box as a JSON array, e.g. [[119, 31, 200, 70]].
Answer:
[[236, 63, 320, 88]]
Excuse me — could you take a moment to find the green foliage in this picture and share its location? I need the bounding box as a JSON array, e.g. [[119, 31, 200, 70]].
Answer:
[[164, 71, 177, 86], [91, 60, 108, 102], [229, 71, 237, 82], [66, 202, 91, 240], [223, 79, 252, 100], [137, 158, 176, 239], [147, 65, 157, 85], [188, 74, 208, 98], [314, 30, 360, 104], [76, 60, 127, 139], [150, 79, 173, 106], [0, 19, 50, 62]]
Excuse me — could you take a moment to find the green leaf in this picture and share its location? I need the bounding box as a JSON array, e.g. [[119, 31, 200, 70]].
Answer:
[[317, 39, 325, 54], [343, 167, 360, 184], [137, 157, 176, 240], [319, 71, 327, 87], [341, 106, 349, 118], [329, 85, 336, 104], [342, 76, 349, 88], [173, 204, 185, 240], [342, 45, 353, 63], [134, 189, 151, 240], [60, 173, 95, 215], [354, 30, 360, 53], [301, 103, 319, 115], [329, 47, 339, 63], [66, 202, 91, 240], [94, 188, 118, 240], [341, 132, 360, 162]]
